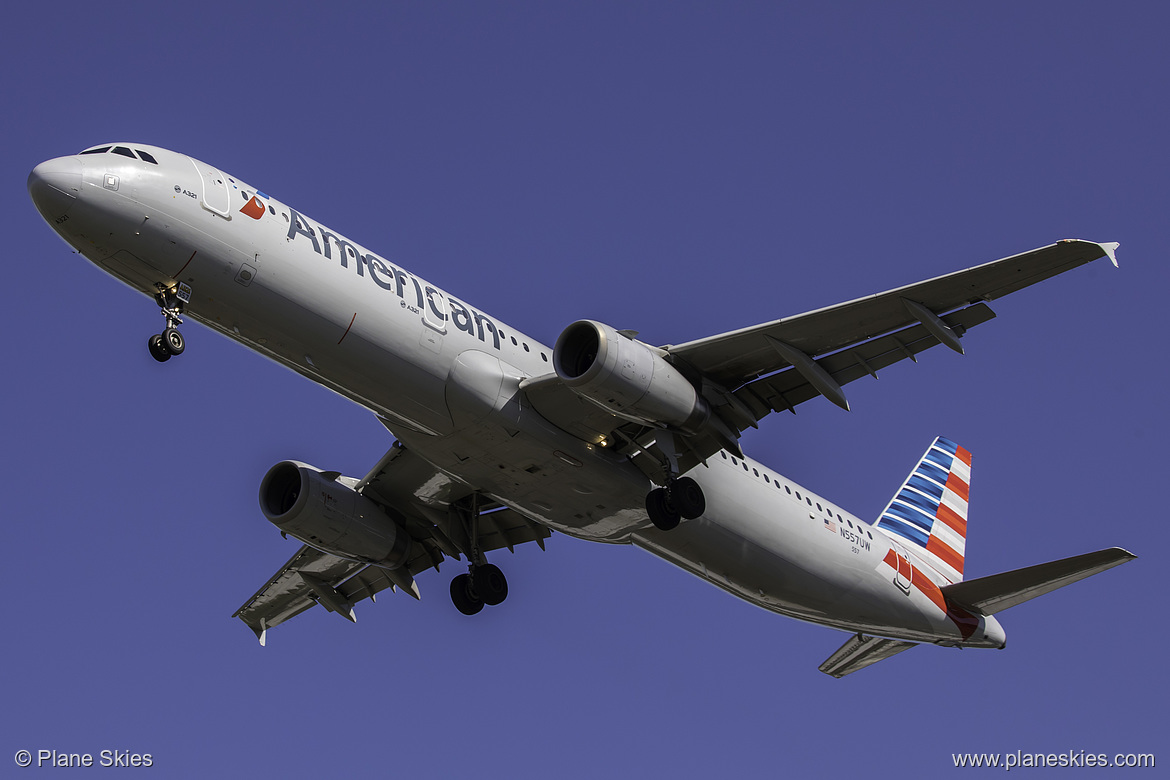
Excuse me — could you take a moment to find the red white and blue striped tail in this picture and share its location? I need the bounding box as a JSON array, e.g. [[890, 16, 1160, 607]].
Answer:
[[875, 436, 970, 585]]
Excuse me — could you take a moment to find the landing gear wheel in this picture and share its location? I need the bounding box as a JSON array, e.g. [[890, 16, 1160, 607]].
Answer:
[[473, 563, 508, 606], [646, 487, 681, 531], [668, 477, 705, 519], [148, 334, 171, 363], [450, 573, 484, 615], [151, 283, 190, 361], [162, 327, 185, 356]]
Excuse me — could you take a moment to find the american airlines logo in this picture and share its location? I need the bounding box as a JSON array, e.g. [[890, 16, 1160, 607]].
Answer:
[[284, 207, 505, 350]]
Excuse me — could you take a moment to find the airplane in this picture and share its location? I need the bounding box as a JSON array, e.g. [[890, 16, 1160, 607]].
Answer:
[[28, 143, 1135, 677]]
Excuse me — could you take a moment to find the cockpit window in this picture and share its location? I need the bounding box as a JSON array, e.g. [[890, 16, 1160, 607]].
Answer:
[[77, 145, 159, 164]]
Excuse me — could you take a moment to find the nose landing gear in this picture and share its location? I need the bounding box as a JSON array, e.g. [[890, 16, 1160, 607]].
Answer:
[[149, 283, 191, 362]]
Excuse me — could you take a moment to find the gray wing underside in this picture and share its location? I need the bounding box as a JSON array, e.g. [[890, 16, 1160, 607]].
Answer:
[[232, 443, 550, 643], [524, 240, 1117, 482]]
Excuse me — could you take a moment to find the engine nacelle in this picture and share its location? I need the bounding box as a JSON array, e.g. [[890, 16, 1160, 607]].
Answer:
[[259, 461, 411, 568], [553, 320, 709, 433]]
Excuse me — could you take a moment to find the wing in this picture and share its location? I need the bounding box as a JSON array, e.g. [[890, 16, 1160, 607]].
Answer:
[[525, 240, 1118, 482], [668, 239, 1117, 389], [232, 442, 551, 643]]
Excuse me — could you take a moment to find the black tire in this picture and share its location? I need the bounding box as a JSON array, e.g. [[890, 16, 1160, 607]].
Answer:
[[473, 563, 508, 606], [669, 477, 706, 519], [450, 573, 484, 615], [646, 487, 680, 531], [162, 327, 185, 356], [148, 334, 171, 363]]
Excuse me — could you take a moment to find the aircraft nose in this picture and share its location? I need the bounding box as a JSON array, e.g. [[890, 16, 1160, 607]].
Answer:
[[28, 155, 84, 221]]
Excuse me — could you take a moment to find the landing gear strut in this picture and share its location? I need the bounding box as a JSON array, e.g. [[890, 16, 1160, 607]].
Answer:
[[448, 495, 510, 615], [646, 477, 705, 531], [149, 283, 191, 362]]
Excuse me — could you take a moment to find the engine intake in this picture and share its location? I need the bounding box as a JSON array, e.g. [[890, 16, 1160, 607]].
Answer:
[[259, 461, 411, 568], [553, 320, 709, 433]]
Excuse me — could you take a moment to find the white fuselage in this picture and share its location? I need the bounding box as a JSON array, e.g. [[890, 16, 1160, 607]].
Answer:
[[28, 143, 1004, 649]]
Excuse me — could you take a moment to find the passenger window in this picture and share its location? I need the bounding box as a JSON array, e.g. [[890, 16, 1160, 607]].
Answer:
[[80, 146, 111, 155], [112, 146, 136, 159], [816, 503, 822, 511], [541, 353, 548, 362], [523, 343, 530, 352], [268, 206, 275, 215], [753, 469, 759, 477], [763, 475, 770, 484], [135, 150, 158, 164]]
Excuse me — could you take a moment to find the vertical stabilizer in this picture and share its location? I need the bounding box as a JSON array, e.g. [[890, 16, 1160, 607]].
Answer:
[[875, 437, 970, 584]]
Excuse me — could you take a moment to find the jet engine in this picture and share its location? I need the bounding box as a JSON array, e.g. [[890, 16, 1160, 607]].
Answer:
[[259, 461, 412, 568], [553, 320, 709, 433]]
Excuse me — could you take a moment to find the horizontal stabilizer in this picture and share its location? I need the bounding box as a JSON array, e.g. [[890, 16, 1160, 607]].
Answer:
[[941, 547, 1136, 615], [819, 633, 917, 678]]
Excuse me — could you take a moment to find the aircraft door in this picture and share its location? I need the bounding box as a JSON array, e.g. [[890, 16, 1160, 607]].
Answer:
[[423, 285, 449, 334], [420, 285, 449, 354], [190, 158, 232, 217], [891, 542, 913, 595]]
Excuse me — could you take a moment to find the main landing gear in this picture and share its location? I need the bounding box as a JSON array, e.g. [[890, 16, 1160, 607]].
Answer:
[[448, 495, 509, 615], [646, 477, 705, 531], [450, 563, 508, 616], [148, 283, 191, 363]]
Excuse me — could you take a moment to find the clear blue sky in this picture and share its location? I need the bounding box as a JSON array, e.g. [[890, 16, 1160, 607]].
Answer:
[[4, 2, 1164, 777]]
